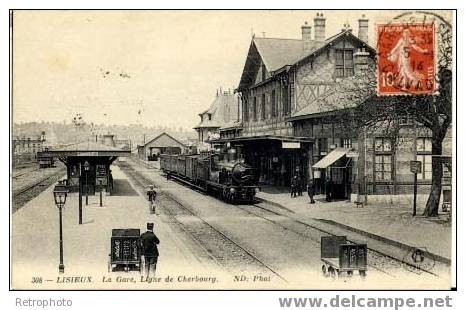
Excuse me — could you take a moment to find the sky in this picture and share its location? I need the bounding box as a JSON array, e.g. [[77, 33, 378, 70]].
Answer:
[[12, 10, 451, 130]]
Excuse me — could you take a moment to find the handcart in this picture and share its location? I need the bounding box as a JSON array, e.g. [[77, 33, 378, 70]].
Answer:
[[108, 228, 142, 272], [321, 236, 367, 278]]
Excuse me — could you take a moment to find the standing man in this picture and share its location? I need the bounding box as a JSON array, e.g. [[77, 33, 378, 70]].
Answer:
[[147, 185, 157, 214], [290, 175, 298, 198], [325, 177, 333, 202], [297, 174, 303, 196], [307, 179, 315, 204], [108, 169, 114, 191], [139, 222, 160, 277]]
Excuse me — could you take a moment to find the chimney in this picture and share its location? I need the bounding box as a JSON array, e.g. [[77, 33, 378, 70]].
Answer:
[[358, 14, 369, 43], [313, 13, 326, 42], [354, 47, 370, 76], [301, 21, 313, 53]]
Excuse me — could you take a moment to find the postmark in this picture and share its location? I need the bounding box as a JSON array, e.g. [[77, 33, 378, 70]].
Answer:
[[377, 23, 436, 95], [402, 247, 436, 274]]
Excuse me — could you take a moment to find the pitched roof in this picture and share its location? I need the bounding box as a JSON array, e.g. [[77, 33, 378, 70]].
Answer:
[[142, 132, 186, 148], [253, 38, 324, 72], [238, 31, 374, 91], [51, 140, 125, 152], [194, 92, 237, 129]]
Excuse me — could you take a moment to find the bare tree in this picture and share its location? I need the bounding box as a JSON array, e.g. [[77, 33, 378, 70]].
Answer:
[[314, 19, 452, 217]]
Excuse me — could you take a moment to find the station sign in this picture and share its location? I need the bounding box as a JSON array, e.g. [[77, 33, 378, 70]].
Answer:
[[282, 142, 301, 149], [410, 160, 422, 174], [347, 151, 359, 158], [77, 151, 99, 156]]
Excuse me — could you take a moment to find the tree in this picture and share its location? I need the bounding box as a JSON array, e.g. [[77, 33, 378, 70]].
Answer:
[[316, 15, 452, 217]]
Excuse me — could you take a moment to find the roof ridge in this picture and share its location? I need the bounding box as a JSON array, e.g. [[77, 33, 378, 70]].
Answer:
[[255, 37, 303, 42]]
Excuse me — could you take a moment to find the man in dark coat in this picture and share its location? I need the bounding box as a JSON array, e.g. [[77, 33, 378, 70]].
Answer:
[[147, 185, 157, 214], [140, 222, 160, 277], [325, 177, 333, 202], [307, 179, 315, 204], [297, 174, 303, 196], [290, 175, 298, 198]]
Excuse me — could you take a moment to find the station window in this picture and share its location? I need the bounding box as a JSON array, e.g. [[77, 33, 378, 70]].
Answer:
[[318, 138, 328, 154], [253, 97, 257, 121], [374, 137, 393, 181], [416, 154, 432, 180], [261, 94, 266, 119], [243, 99, 249, 122], [417, 137, 432, 180], [341, 138, 352, 148], [282, 84, 290, 115], [271, 90, 277, 118], [416, 137, 432, 152], [335, 49, 354, 77]]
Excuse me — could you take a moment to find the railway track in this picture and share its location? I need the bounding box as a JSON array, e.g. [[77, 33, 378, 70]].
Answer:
[[12, 168, 67, 212], [125, 157, 448, 280], [12, 167, 41, 179], [234, 204, 424, 278], [119, 161, 287, 283]]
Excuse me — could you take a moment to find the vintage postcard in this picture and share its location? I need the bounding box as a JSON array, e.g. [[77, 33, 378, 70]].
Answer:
[[10, 9, 454, 290]]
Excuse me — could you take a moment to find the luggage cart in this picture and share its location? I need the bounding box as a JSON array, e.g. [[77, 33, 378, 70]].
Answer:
[[321, 236, 367, 278], [108, 229, 142, 272]]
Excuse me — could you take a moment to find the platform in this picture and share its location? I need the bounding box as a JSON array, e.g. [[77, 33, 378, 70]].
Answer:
[[11, 165, 223, 289]]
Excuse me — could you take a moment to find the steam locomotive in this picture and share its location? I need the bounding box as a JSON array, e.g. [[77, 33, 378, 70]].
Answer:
[[159, 151, 259, 203]]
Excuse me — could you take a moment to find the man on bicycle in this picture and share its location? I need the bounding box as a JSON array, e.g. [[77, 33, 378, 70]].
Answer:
[[147, 185, 157, 214]]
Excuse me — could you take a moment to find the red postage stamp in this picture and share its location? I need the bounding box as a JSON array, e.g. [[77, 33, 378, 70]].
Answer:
[[377, 23, 436, 95]]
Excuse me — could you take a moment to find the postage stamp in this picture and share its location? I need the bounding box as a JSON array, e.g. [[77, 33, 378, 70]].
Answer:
[[377, 23, 436, 95]]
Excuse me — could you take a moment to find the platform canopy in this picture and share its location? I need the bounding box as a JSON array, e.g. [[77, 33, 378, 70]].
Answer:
[[41, 141, 131, 158], [313, 148, 349, 169]]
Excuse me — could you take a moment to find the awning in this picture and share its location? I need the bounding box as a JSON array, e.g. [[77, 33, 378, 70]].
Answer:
[[313, 148, 349, 169]]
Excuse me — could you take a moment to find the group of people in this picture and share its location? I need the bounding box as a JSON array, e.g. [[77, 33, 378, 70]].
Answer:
[[290, 174, 316, 203], [290, 175, 334, 204]]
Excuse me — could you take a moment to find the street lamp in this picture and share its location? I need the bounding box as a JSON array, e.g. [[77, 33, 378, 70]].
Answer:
[[99, 179, 103, 207], [84, 161, 90, 205], [53, 181, 68, 274]]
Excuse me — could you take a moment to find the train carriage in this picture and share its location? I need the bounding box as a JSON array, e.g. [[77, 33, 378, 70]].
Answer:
[[176, 155, 187, 177], [159, 155, 168, 171], [169, 155, 177, 174], [185, 155, 197, 181], [195, 156, 209, 186]]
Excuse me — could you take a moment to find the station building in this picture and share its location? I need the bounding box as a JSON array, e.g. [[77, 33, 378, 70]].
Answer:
[[212, 13, 452, 201], [12, 132, 47, 164], [41, 140, 130, 194], [194, 89, 239, 151], [215, 14, 373, 188], [137, 132, 186, 160]]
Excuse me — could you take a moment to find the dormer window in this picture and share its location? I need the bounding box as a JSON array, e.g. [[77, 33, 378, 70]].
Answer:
[[335, 49, 354, 77], [208, 114, 212, 121]]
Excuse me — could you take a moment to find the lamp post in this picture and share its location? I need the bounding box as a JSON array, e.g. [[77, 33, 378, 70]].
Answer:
[[53, 181, 68, 274], [84, 161, 90, 206], [99, 179, 103, 207], [78, 163, 82, 225]]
